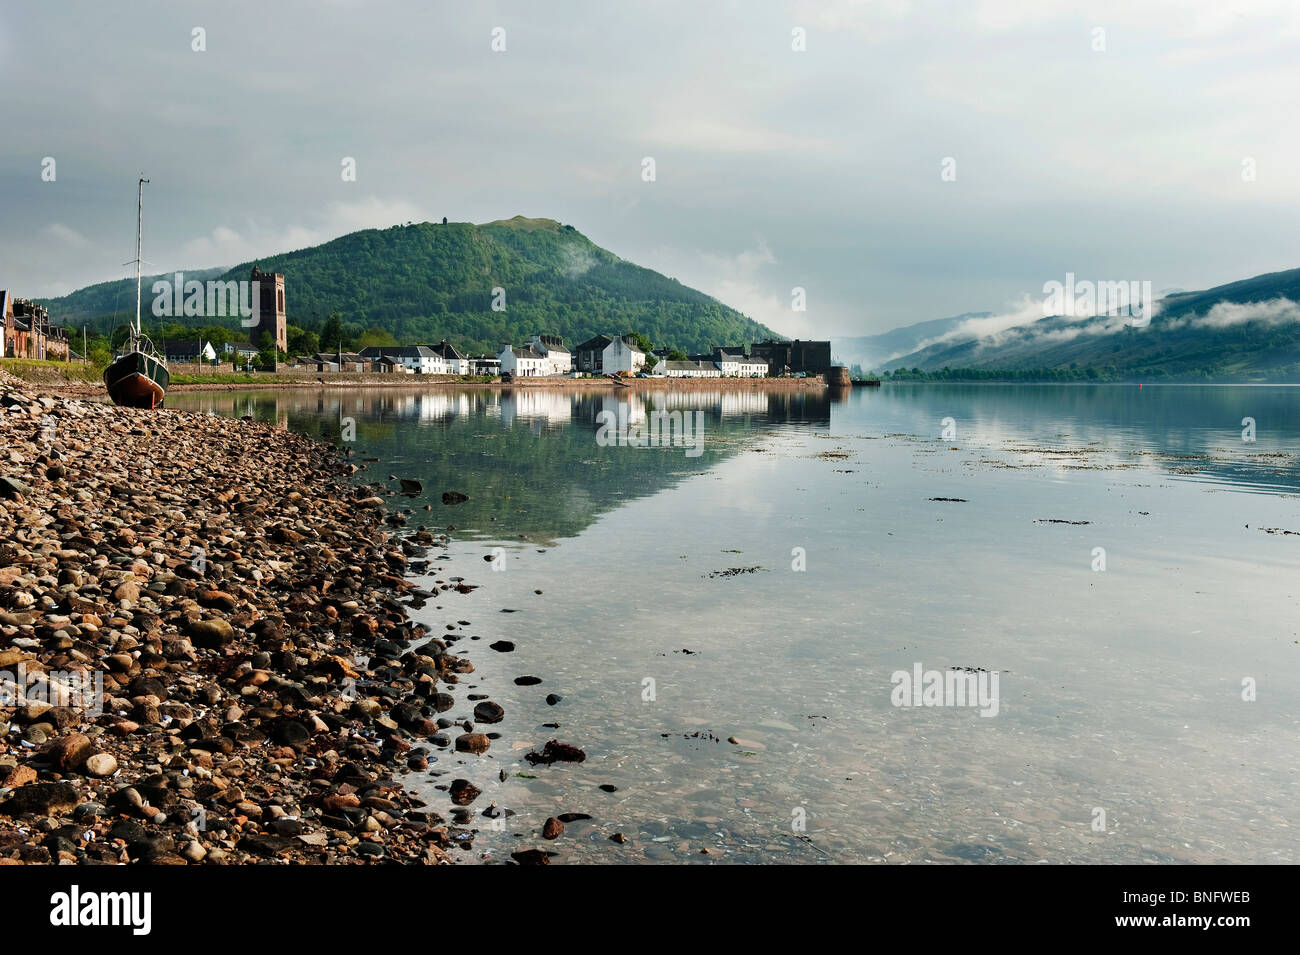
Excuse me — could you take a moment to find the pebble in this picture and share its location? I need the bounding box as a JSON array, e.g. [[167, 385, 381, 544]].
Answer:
[[0, 375, 488, 866]]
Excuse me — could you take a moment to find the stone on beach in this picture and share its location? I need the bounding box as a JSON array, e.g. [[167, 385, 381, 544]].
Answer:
[[0, 376, 488, 866]]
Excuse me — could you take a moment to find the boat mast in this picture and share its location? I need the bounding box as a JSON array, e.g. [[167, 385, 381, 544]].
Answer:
[[134, 176, 149, 342]]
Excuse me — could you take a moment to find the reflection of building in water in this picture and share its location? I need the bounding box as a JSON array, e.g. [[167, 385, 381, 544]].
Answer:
[[500, 389, 574, 426], [718, 391, 770, 416], [388, 392, 473, 422], [597, 393, 647, 426]]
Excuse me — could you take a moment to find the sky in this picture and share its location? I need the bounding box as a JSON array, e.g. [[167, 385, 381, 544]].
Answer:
[[3, 0, 1299, 339]]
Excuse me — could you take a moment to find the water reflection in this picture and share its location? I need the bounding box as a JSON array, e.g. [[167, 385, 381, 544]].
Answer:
[[165, 384, 1300, 864]]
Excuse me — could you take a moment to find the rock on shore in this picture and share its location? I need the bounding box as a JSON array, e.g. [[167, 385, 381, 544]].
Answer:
[[0, 373, 479, 864]]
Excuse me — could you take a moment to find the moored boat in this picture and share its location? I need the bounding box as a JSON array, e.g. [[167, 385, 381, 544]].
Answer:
[[104, 347, 170, 408], [104, 176, 169, 409]]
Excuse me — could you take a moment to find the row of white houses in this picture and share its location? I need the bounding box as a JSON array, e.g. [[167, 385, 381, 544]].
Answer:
[[282, 333, 776, 379], [498, 334, 573, 376], [500, 333, 772, 378], [288, 342, 501, 375]]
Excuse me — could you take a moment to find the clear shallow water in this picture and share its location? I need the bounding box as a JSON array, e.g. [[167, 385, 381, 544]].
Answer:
[[169, 384, 1300, 864]]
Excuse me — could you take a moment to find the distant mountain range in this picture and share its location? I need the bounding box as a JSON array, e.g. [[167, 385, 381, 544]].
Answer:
[[832, 312, 993, 369], [37, 217, 779, 355], [843, 269, 1300, 382]]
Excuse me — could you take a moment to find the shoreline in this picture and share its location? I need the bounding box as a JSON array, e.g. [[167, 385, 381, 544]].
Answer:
[[4, 366, 830, 401], [0, 368, 498, 864], [168, 375, 831, 394]]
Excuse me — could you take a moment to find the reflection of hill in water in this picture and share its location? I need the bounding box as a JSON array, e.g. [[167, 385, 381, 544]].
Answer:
[[169, 388, 836, 544], [865, 384, 1300, 494]]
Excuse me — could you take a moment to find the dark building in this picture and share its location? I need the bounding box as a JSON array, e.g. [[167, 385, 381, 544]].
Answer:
[[750, 339, 833, 375], [574, 334, 613, 373]]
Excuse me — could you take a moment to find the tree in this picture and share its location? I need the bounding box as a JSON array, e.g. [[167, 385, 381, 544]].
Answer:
[[320, 312, 346, 351], [354, 326, 398, 349], [87, 341, 113, 367], [666, 348, 688, 362], [287, 326, 319, 357], [110, 323, 145, 351]]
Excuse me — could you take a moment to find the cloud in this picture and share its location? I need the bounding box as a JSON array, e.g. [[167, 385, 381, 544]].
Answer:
[[692, 239, 808, 335], [1165, 297, 1300, 330], [643, 115, 836, 156], [44, 223, 90, 247], [177, 197, 428, 268]]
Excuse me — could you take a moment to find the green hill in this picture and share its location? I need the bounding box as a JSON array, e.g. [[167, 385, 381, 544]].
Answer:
[[881, 267, 1300, 383], [38, 217, 779, 355]]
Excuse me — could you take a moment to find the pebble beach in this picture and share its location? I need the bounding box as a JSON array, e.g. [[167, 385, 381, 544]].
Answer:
[[0, 369, 505, 864]]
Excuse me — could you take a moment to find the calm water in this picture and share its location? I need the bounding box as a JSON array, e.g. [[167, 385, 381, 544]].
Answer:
[[169, 384, 1300, 864]]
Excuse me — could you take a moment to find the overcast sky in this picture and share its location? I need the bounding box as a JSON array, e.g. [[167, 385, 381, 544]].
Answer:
[[3, 0, 1298, 337]]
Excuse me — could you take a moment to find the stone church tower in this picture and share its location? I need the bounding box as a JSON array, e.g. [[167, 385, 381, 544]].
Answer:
[[250, 265, 287, 353]]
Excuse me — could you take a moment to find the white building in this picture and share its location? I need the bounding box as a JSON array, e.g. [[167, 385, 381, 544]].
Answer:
[[602, 336, 647, 375], [433, 340, 468, 375], [359, 345, 445, 374], [499, 334, 571, 376], [164, 340, 217, 363], [529, 334, 571, 375], [712, 349, 768, 377], [498, 343, 548, 377], [223, 340, 259, 363], [659, 359, 721, 378]]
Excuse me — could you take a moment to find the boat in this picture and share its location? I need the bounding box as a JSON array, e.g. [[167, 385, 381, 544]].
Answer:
[[104, 177, 169, 408]]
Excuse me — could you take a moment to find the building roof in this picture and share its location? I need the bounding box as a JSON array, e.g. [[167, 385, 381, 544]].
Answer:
[[509, 345, 547, 359], [164, 340, 212, 358], [359, 345, 440, 359], [433, 340, 465, 360], [607, 335, 645, 354], [530, 334, 569, 353], [575, 334, 613, 352]]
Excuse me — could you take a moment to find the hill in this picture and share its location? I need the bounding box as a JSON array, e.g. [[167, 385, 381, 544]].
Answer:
[[833, 312, 992, 369], [880, 267, 1300, 382], [38, 217, 779, 355]]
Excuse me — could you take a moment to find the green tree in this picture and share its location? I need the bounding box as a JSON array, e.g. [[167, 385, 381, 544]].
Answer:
[[627, 331, 654, 354], [320, 312, 346, 351], [354, 326, 398, 349], [288, 327, 320, 356]]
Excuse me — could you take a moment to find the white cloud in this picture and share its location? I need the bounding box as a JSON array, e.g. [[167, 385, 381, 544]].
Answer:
[[178, 197, 428, 267], [695, 239, 809, 335], [1166, 297, 1300, 330], [44, 223, 90, 247]]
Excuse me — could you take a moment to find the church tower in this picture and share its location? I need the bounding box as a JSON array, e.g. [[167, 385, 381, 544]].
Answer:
[[250, 265, 287, 353]]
